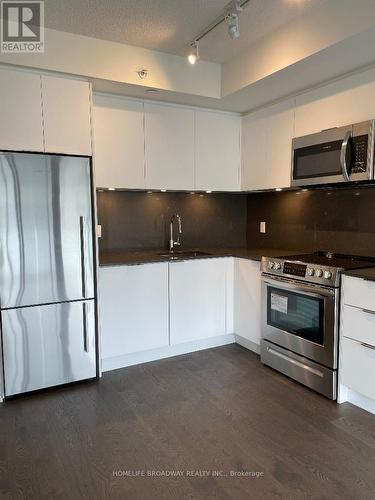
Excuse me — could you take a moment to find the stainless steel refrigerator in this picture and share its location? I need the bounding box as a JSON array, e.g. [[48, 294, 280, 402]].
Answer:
[[0, 152, 98, 398]]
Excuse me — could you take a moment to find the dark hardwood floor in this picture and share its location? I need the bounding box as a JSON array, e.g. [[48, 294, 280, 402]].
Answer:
[[1, 344, 375, 499]]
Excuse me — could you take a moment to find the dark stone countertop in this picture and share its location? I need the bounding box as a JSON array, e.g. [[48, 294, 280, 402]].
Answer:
[[343, 267, 375, 281], [99, 247, 299, 267]]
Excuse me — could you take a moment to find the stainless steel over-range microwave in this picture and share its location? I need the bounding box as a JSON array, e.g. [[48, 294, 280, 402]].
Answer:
[[291, 119, 374, 186]]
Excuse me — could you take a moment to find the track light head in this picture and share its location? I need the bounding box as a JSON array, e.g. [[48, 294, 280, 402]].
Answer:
[[227, 14, 240, 39], [226, 0, 242, 39], [188, 41, 199, 64]]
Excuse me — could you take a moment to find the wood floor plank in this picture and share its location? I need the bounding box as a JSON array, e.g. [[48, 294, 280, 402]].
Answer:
[[1, 344, 375, 499]]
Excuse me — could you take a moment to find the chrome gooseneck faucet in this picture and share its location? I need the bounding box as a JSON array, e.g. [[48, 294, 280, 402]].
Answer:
[[169, 214, 183, 251]]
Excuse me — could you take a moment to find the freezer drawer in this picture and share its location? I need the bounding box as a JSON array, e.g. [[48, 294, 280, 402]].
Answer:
[[2, 300, 96, 397], [0, 153, 95, 308]]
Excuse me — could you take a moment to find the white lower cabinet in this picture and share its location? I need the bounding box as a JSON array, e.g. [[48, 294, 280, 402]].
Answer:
[[99, 263, 169, 360], [99, 258, 234, 370], [169, 258, 231, 344], [339, 275, 375, 413], [340, 337, 375, 402], [233, 258, 262, 351]]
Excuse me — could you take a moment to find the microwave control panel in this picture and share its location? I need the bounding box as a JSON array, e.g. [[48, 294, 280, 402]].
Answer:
[[352, 135, 368, 173]]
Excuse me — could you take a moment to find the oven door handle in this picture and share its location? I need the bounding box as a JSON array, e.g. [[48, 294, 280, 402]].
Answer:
[[262, 277, 335, 299]]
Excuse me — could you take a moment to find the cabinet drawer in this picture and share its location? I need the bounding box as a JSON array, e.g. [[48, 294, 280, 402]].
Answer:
[[340, 337, 375, 401], [342, 275, 375, 311], [341, 304, 375, 347]]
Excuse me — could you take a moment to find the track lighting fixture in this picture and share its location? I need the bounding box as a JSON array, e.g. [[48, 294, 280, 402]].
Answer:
[[187, 0, 248, 63], [188, 41, 199, 65]]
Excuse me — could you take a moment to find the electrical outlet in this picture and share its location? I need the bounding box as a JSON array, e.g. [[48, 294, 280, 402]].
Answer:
[[97, 225, 102, 238], [260, 222, 266, 234]]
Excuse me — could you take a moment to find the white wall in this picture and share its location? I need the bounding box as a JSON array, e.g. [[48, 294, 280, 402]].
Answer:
[[0, 28, 221, 99], [222, 0, 375, 97]]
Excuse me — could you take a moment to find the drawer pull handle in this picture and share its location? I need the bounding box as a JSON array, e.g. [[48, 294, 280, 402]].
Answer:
[[361, 342, 375, 351], [362, 308, 375, 316], [266, 347, 324, 378]]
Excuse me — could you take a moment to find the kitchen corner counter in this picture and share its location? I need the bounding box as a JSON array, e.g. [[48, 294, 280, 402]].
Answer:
[[343, 267, 375, 281], [99, 248, 299, 267]]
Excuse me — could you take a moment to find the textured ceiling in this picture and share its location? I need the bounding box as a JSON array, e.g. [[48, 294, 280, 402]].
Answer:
[[43, 0, 326, 63]]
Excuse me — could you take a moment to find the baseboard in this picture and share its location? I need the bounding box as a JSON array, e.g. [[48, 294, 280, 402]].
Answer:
[[234, 334, 260, 354], [338, 384, 375, 415], [102, 334, 236, 372]]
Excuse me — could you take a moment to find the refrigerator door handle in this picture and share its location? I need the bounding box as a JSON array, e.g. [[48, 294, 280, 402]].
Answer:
[[79, 216, 86, 298], [82, 302, 89, 353]]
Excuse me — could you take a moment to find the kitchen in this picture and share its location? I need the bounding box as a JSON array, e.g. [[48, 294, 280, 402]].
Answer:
[[1, 1, 375, 499]]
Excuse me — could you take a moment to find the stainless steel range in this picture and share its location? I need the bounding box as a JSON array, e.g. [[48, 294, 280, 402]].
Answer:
[[260, 252, 375, 400]]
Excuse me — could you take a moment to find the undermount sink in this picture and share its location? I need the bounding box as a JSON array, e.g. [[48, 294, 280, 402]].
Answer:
[[157, 250, 211, 259]]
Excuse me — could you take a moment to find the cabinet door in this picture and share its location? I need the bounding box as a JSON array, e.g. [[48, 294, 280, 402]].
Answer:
[[0, 69, 43, 152], [42, 76, 92, 155], [234, 258, 262, 348], [242, 100, 294, 191], [93, 95, 145, 189], [145, 103, 194, 190], [264, 100, 294, 189], [169, 259, 228, 345], [295, 69, 375, 137], [195, 111, 241, 191], [242, 112, 267, 190], [99, 263, 169, 359], [340, 337, 375, 402]]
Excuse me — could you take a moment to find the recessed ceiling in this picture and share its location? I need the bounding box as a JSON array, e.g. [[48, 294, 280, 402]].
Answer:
[[43, 0, 327, 63]]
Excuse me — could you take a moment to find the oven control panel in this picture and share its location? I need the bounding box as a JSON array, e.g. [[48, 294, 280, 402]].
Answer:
[[283, 262, 307, 277], [261, 257, 339, 287]]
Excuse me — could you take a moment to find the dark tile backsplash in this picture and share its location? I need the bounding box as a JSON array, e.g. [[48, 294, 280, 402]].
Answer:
[[97, 191, 247, 251], [97, 185, 375, 257], [247, 186, 375, 257]]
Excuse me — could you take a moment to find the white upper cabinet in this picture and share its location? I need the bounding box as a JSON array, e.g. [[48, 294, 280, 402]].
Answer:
[[0, 68, 44, 152], [195, 110, 241, 191], [242, 99, 294, 191], [42, 76, 92, 155], [93, 95, 145, 189], [242, 112, 267, 190], [144, 102, 195, 190], [295, 68, 375, 137]]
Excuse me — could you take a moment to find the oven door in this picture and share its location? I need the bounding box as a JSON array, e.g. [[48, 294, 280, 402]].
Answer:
[[291, 120, 374, 187], [261, 275, 339, 369]]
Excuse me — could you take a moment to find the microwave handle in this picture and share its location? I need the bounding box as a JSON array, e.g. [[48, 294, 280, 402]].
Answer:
[[340, 130, 352, 181]]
